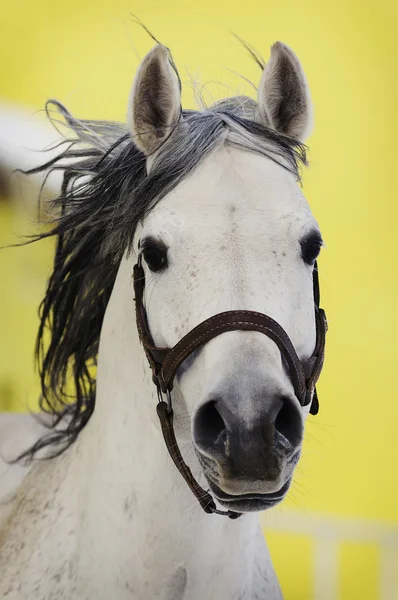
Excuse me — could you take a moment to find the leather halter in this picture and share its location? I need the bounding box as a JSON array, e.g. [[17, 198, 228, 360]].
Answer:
[[133, 259, 327, 519]]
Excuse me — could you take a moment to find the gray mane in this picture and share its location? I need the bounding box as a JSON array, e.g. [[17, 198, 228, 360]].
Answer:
[[19, 96, 307, 460]]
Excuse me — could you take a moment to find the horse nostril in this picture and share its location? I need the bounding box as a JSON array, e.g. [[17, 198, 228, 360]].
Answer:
[[194, 400, 226, 450], [274, 398, 302, 446]]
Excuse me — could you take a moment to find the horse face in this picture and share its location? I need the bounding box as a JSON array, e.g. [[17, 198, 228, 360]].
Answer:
[[131, 43, 322, 512]]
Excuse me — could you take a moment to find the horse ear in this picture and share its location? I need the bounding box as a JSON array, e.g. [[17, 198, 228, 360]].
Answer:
[[128, 44, 182, 156], [256, 42, 312, 142]]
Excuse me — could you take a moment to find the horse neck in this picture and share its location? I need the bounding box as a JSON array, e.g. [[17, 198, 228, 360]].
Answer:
[[71, 255, 271, 595]]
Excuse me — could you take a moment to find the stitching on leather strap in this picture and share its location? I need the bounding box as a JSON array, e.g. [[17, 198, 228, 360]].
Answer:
[[161, 318, 305, 398], [163, 312, 297, 359]]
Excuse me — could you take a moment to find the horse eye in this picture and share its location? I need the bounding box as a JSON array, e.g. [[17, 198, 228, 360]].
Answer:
[[142, 246, 167, 272], [301, 236, 323, 265]]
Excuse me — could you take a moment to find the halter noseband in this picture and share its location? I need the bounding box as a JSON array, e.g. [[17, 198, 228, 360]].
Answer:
[[133, 259, 327, 519]]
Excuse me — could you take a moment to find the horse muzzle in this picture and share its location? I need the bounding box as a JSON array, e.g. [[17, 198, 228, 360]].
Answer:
[[193, 386, 302, 506]]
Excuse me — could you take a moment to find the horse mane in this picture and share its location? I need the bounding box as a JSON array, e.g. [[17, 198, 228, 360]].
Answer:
[[18, 93, 307, 461]]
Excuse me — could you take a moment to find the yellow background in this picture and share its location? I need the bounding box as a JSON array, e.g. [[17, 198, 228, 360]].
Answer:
[[1, 0, 397, 597]]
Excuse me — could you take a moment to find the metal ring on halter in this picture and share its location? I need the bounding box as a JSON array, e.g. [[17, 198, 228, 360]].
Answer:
[[156, 386, 163, 404], [165, 388, 173, 413], [157, 386, 173, 415]]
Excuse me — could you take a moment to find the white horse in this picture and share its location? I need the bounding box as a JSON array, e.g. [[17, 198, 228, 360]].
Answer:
[[0, 41, 326, 599]]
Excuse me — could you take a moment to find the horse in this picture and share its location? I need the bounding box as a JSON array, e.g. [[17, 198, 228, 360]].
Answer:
[[0, 41, 327, 599]]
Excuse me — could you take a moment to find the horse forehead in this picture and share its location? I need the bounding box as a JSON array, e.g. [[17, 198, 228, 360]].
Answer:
[[150, 147, 310, 234]]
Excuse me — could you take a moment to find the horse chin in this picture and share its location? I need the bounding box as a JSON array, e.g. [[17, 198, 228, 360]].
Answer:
[[207, 479, 292, 513]]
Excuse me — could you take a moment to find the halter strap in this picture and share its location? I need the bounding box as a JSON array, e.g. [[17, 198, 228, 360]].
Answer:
[[133, 260, 327, 518], [156, 401, 240, 519]]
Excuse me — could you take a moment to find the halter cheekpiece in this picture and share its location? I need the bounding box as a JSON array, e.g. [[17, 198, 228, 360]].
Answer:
[[133, 258, 327, 519]]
